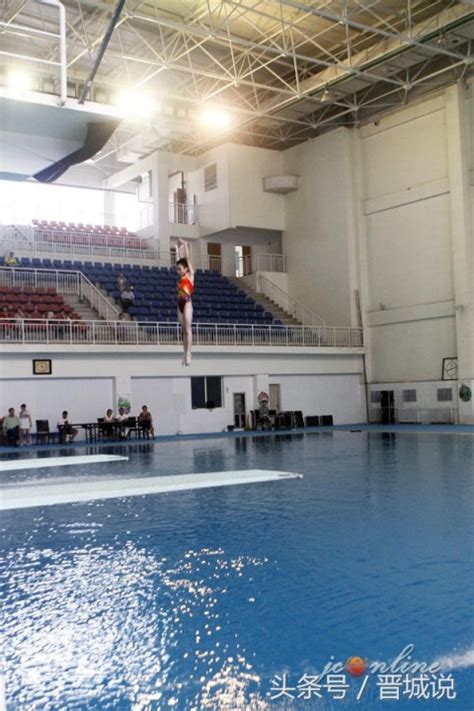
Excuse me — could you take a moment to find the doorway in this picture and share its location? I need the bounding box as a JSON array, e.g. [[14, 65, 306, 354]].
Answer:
[[234, 245, 252, 277], [207, 242, 222, 273], [233, 392, 246, 428], [269, 384, 281, 413]]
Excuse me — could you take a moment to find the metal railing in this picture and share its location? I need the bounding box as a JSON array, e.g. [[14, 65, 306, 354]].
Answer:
[[0, 318, 363, 348], [238, 252, 287, 275], [255, 274, 325, 326], [0, 267, 120, 320], [1, 233, 160, 262], [396, 407, 457, 424], [369, 407, 457, 424], [168, 202, 198, 225]]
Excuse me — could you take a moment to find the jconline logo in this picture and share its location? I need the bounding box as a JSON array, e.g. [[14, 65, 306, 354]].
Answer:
[[269, 645, 457, 703]]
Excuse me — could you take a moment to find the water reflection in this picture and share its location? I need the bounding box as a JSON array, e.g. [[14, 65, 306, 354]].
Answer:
[[1, 539, 270, 709]]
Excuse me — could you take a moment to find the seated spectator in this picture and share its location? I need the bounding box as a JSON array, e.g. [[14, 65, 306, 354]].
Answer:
[[258, 398, 272, 430], [19, 403, 32, 446], [102, 408, 115, 439], [57, 410, 78, 443], [120, 285, 135, 314], [5, 251, 17, 267], [117, 273, 127, 291], [116, 406, 130, 439], [46, 309, 55, 320], [3, 408, 20, 446], [138, 405, 154, 436], [15, 307, 26, 320]]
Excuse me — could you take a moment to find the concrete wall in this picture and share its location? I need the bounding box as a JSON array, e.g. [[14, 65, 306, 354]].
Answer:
[[358, 82, 473, 426], [227, 143, 285, 231], [278, 81, 474, 421]]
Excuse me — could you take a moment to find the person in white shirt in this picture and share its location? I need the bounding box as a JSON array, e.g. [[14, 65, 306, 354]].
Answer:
[[102, 408, 115, 439], [57, 410, 78, 443], [115, 406, 130, 439], [19, 403, 32, 446]]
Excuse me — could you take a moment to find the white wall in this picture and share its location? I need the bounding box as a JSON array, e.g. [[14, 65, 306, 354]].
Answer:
[[187, 143, 286, 236], [369, 317, 456, 383], [227, 143, 285, 231], [192, 144, 231, 235], [270, 374, 363, 424], [0, 347, 365, 436], [283, 129, 355, 326], [359, 90, 468, 393], [0, 377, 114, 431], [369, 381, 457, 423]]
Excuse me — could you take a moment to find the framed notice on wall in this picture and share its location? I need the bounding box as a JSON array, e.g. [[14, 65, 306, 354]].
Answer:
[[33, 359, 52, 375], [442, 357, 458, 381]]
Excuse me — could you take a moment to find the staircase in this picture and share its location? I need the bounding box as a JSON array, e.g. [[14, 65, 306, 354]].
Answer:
[[60, 293, 101, 321], [228, 277, 302, 326]]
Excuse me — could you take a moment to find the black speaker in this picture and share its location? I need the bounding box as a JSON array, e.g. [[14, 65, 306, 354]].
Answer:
[[294, 411, 304, 428], [305, 416, 320, 427], [321, 415, 333, 426], [380, 390, 395, 424], [275, 413, 293, 429]]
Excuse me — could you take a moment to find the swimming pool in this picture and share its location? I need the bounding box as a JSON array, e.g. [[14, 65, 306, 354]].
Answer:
[[1, 431, 473, 709]]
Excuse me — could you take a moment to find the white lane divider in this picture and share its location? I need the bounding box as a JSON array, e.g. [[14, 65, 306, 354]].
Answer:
[[0, 470, 302, 510]]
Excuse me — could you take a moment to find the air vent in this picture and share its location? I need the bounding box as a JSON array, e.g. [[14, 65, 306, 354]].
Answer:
[[204, 163, 217, 192]]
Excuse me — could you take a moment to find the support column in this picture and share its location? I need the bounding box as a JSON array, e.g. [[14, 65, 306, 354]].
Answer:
[[151, 154, 171, 264], [446, 83, 473, 423]]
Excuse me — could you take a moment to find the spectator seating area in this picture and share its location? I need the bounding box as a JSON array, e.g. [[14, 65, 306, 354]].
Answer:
[[2, 257, 281, 325], [0, 286, 79, 319], [32, 220, 148, 250]]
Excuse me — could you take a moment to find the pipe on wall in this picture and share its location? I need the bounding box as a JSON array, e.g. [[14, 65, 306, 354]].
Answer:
[[36, 0, 67, 105]]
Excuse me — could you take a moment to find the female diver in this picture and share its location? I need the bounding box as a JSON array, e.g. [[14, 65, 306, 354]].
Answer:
[[176, 238, 194, 366]]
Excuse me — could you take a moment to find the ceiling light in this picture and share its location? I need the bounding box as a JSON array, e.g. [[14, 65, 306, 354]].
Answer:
[[6, 69, 31, 96], [199, 107, 231, 130], [114, 90, 156, 120], [320, 89, 333, 102]]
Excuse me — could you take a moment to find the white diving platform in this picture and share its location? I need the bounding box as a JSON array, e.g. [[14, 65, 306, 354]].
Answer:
[[0, 468, 302, 511], [0, 454, 128, 472]]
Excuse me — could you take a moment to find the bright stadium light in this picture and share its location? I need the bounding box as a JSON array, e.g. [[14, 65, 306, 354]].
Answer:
[[6, 69, 32, 96], [115, 90, 156, 120], [199, 107, 231, 130]]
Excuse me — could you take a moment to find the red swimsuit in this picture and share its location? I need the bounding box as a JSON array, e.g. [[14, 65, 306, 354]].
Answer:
[[177, 274, 194, 313]]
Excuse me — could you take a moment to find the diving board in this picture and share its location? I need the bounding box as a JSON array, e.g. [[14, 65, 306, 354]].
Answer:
[[0, 454, 128, 472], [0, 470, 302, 511]]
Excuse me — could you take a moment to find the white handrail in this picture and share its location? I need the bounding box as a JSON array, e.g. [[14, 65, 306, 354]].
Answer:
[[255, 274, 326, 326], [0, 318, 363, 348], [78, 272, 120, 320], [0, 266, 120, 320], [240, 253, 287, 274], [168, 202, 199, 225]]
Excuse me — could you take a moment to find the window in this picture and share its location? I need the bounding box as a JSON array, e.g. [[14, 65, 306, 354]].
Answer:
[[437, 388, 453, 402], [370, 391, 381, 404], [402, 389, 417, 403], [191, 376, 223, 409], [204, 163, 217, 192]]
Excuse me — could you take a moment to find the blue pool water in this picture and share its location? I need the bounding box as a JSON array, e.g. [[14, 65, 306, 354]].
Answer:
[[1, 431, 473, 710]]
